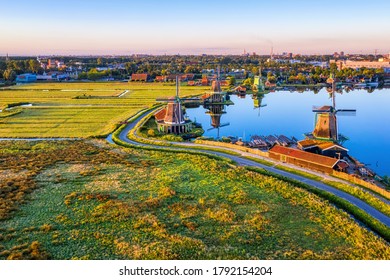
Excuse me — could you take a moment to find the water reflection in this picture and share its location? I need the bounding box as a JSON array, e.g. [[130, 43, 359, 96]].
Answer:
[[204, 104, 229, 139], [185, 89, 390, 176]]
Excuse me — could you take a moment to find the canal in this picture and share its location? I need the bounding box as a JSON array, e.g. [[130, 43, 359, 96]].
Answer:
[[185, 88, 390, 176]]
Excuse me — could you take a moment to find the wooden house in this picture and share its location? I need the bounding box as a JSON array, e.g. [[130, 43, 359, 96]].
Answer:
[[269, 145, 348, 174]]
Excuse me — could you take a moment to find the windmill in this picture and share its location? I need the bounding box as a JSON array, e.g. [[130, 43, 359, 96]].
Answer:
[[154, 76, 199, 134], [253, 66, 266, 93], [203, 65, 227, 104], [311, 74, 356, 143]]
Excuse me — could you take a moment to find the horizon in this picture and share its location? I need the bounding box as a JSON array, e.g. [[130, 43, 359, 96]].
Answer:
[[1, 0, 389, 56], [0, 52, 388, 57]]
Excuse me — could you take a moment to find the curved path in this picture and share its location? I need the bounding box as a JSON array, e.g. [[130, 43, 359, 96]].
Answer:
[[109, 110, 390, 228]]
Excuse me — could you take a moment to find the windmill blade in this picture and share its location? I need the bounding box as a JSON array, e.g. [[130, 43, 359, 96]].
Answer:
[[220, 122, 230, 128], [207, 127, 217, 131], [336, 109, 356, 116]]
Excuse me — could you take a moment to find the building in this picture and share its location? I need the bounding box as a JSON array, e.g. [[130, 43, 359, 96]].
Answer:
[[253, 73, 265, 92], [330, 59, 390, 70], [16, 73, 37, 83], [201, 74, 227, 104], [36, 73, 55, 81], [312, 111, 338, 141], [154, 78, 194, 134], [181, 74, 195, 81], [131, 73, 148, 82], [201, 76, 209, 86], [297, 139, 348, 158], [47, 59, 56, 68], [155, 75, 167, 82], [154, 98, 193, 134], [269, 145, 348, 173]]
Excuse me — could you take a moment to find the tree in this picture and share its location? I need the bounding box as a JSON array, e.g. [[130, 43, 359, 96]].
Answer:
[[251, 67, 259, 75], [330, 62, 338, 74], [267, 75, 276, 83], [87, 68, 104, 81], [228, 76, 236, 86], [147, 129, 155, 137], [296, 73, 306, 84], [243, 77, 253, 87], [184, 66, 194, 74], [28, 59, 41, 73], [3, 69, 16, 81]]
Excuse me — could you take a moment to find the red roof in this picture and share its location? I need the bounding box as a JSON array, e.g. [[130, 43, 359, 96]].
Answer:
[[155, 76, 166, 82], [270, 145, 339, 168], [131, 73, 148, 81], [154, 108, 167, 122], [298, 139, 348, 152]]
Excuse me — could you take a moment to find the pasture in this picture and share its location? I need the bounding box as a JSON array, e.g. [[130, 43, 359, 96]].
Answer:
[[0, 82, 208, 138], [1, 140, 389, 260]]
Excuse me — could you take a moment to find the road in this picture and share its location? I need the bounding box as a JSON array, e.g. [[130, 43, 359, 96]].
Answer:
[[109, 110, 390, 228]]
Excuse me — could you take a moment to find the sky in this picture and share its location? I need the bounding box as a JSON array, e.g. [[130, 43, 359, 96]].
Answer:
[[0, 0, 389, 56]]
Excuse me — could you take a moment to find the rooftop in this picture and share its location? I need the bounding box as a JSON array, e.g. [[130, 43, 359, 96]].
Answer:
[[270, 145, 339, 168]]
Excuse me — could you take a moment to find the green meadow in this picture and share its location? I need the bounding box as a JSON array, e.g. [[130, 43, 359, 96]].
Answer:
[[0, 82, 208, 138], [0, 140, 389, 260]]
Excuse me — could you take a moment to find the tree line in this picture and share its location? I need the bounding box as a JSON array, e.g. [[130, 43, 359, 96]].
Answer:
[[1, 54, 387, 83]]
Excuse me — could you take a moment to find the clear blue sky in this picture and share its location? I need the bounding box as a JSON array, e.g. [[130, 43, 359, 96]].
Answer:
[[1, 0, 389, 55]]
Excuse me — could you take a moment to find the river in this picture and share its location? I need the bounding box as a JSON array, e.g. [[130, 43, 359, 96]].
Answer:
[[185, 88, 390, 176]]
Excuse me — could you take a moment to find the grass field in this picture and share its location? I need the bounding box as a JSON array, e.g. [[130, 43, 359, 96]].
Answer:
[[0, 140, 389, 260], [0, 82, 208, 138]]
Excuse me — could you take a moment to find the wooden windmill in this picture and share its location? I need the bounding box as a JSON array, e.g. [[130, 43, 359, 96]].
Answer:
[[311, 74, 356, 143], [154, 76, 197, 134]]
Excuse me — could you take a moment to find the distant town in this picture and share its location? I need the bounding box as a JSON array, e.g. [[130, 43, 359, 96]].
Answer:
[[1, 52, 390, 90]]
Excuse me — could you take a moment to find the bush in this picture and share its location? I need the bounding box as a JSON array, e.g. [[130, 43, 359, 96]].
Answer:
[[161, 134, 183, 142], [147, 129, 156, 137]]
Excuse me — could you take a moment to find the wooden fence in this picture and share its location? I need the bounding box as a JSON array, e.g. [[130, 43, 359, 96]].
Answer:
[[333, 170, 390, 199], [195, 140, 269, 157]]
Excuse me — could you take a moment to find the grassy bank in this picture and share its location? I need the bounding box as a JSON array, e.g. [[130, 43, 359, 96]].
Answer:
[[247, 166, 390, 243], [276, 165, 390, 217]]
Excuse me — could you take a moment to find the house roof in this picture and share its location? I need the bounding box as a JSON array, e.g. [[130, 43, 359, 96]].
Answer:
[[270, 145, 339, 168], [154, 108, 167, 122], [297, 139, 318, 149], [132, 73, 148, 80], [317, 142, 348, 151], [164, 102, 185, 124], [297, 139, 349, 152], [315, 105, 332, 112]]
